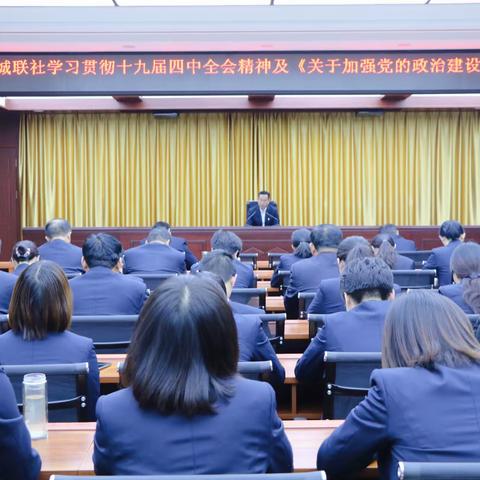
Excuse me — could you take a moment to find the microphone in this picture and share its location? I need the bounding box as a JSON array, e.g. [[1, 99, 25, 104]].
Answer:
[[265, 211, 279, 224], [246, 206, 257, 222]]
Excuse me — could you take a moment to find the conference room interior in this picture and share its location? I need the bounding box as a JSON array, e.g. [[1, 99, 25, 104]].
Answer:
[[1, 1, 480, 480]]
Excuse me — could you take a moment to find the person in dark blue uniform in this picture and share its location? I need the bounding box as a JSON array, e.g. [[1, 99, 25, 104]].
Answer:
[[93, 274, 292, 475], [317, 290, 480, 480], [379, 224, 417, 251], [371, 234, 415, 270], [246, 191, 280, 227]]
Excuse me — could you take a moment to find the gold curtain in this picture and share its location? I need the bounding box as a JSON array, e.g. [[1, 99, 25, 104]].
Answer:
[[19, 110, 480, 227]]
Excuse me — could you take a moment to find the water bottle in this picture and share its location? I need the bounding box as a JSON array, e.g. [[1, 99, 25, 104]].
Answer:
[[23, 373, 48, 440]]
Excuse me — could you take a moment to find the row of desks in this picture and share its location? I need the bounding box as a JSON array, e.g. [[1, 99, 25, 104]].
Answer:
[[33, 420, 376, 479]]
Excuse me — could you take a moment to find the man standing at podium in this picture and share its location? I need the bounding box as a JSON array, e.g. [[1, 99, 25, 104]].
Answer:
[[245, 191, 280, 227]]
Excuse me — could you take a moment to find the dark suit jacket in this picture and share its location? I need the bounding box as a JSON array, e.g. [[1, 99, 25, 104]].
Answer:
[[393, 234, 417, 252], [93, 378, 293, 475], [123, 243, 186, 275], [234, 259, 256, 289], [270, 253, 305, 288], [13, 263, 29, 277], [0, 370, 41, 480], [234, 313, 285, 384], [439, 281, 474, 314], [38, 239, 83, 275], [69, 266, 148, 315], [317, 364, 480, 480], [0, 271, 16, 314], [393, 254, 415, 270], [246, 203, 279, 227], [0, 330, 100, 421], [230, 300, 264, 315], [284, 252, 339, 318], [170, 236, 198, 270], [423, 239, 462, 286]]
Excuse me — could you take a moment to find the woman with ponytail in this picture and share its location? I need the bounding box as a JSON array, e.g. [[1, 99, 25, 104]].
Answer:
[[440, 242, 480, 314], [11, 240, 40, 276], [371, 234, 414, 270]]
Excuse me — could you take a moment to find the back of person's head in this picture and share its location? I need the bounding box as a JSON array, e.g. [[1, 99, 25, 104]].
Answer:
[[383, 290, 480, 369], [310, 224, 343, 251], [194, 270, 228, 295], [147, 226, 171, 244], [124, 275, 238, 416], [291, 228, 312, 259], [45, 218, 72, 240], [197, 249, 236, 285], [82, 233, 123, 269], [439, 220, 465, 241], [153, 221, 171, 230], [379, 224, 398, 236], [451, 242, 480, 314], [345, 244, 374, 264], [341, 256, 393, 304], [337, 236, 370, 262], [9, 260, 72, 340], [211, 230, 242, 256], [11, 240, 39, 264], [371, 233, 397, 269]]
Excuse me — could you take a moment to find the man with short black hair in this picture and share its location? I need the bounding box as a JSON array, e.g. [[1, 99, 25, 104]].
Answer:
[[38, 218, 83, 274], [284, 224, 343, 318], [70, 233, 148, 315], [152, 221, 198, 269], [379, 223, 417, 251], [295, 257, 394, 409], [246, 191, 280, 227], [123, 226, 186, 274], [198, 250, 285, 383]]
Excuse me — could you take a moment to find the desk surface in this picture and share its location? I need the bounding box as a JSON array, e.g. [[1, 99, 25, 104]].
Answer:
[[98, 353, 300, 386], [285, 319, 309, 341], [35, 420, 376, 478]]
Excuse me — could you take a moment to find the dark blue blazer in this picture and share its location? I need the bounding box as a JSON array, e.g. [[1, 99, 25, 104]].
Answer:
[[234, 259, 256, 289], [93, 377, 293, 475], [170, 236, 198, 270], [270, 253, 305, 288], [234, 313, 285, 384], [439, 281, 474, 314], [0, 330, 100, 420], [423, 239, 462, 286], [284, 252, 339, 318], [295, 300, 391, 384], [0, 271, 16, 314], [38, 239, 83, 274], [123, 243, 186, 274], [69, 266, 148, 315], [230, 300, 264, 315], [246, 203, 279, 227], [393, 234, 417, 252], [317, 364, 480, 480], [393, 254, 415, 270], [13, 263, 29, 276], [0, 370, 41, 480]]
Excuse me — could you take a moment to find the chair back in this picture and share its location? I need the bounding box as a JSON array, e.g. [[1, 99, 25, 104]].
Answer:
[[70, 315, 138, 353], [0, 314, 8, 333], [239, 252, 258, 270], [397, 250, 433, 268], [392, 270, 436, 290], [241, 313, 286, 349], [298, 291, 316, 319], [307, 313, 326, 338], [230, 287, 267, 310], [323, 351, 381, 420], [398, 461, 480, 480], [2, 362, 89, 422], [128, 273, 177, 291], [268, 252, 284, 269], [274, 270, 291, 294], [51, 471, 327, 480]]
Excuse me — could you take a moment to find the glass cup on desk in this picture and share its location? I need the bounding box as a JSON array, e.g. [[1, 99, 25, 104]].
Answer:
[[23, 373, 48, 440]]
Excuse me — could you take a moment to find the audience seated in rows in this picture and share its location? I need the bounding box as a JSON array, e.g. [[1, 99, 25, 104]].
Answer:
[[93, 274, 293, 475], [296, 256, 394, 418], [379, 223, 417, 251], [317, 290, 480, 479], [371, 234, 415, 270], [270, 228, 312, 289], [440, 242, 480, 314], [308, 236, 370, 315], [152, 221, 198, 270], [197, 250, 285, 383], [11, 240, 39, 276], [70, 233, 148, 315], [0, 261, 99, 420], [423, 220, 465, 286], [38, 218, 83, 275], [284, 224, 342, 318], [0, 370, 41, 479], [124, 226, 186, 275]]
